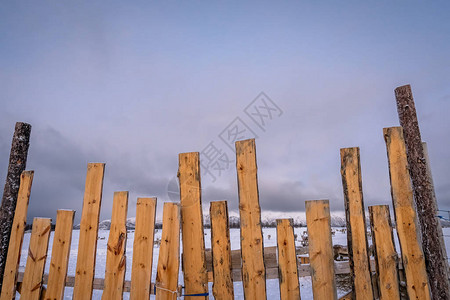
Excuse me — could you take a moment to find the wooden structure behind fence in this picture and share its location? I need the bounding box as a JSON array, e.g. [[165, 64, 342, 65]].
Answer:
[[0, 128, 434, 299]]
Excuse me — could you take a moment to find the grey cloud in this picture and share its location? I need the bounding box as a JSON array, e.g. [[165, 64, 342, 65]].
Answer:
[[202, 177, 344, 214], [1, 1, 450, 223], [13, 126, 89, 223], [0, 125, 177, 223]]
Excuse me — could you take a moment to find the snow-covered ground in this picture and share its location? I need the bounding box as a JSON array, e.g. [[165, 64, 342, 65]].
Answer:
[[16, 227, 450, 299]]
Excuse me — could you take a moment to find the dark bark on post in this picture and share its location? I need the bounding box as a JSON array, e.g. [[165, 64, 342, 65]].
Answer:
[[0, 122, 31, 294], [422, 142, 449, 274], [395, 85, 450, 299]]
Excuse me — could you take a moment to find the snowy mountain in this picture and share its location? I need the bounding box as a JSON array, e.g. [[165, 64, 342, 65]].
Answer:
[[73, 218, 136, 230], [82, 211, 347, 230], [77, 211, 449, 230]]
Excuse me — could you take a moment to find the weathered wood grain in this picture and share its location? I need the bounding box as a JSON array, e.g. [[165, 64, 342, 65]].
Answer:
[[178, 152, 208, 299], [45, 210, 75, 300], [277, 219, 301, 300], [73, 163, 105, 300], [130, 197, 157, 300], [102, 192, 128, 300], [210, 201, 234, 300], [340, 147, 374, 299], [369, 205, 400, 300], [422, 142, 449, 274], [236, 139, 266, 300], [305, 200, 337, 300], [155, 202, 180, 300], [21, 218, 52, 300], [0, 122, 31, 293], [384, 127, 430, 300], [395, 85, 449, 299], [0, 171, 33, 300]]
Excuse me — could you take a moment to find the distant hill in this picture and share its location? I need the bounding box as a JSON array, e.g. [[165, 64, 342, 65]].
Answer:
[[81, 212, 348, 230], [74, 211, 450, 230]]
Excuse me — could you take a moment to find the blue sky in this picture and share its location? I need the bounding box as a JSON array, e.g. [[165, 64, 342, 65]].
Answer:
[[1, 1, 449, 222]]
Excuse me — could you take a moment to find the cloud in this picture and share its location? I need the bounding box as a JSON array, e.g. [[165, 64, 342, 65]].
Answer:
[[23, 126, 184, 223], [1, 1, 450, 224], [23, 127, 91, 223]]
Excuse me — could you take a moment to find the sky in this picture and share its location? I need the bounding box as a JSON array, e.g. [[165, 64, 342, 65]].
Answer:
[[0, 1, 449, 223]]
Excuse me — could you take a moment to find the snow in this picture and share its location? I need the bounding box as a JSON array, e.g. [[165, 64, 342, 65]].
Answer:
[[16, 227, 450, 299]]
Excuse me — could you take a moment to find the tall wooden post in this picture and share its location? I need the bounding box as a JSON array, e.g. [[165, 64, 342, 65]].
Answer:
[[236, 139, 266, 300], [210, 201, 234, 300], [102, 191, 128, 300], [340, 147, 374, 300], [305, 200, 337, 300], [384, 127, 431, 299], [155, 202, 181, 300], [276, 218, 301, 300], [21, 218, 52, 300], [178, 152, 208, 299], [73, 163, 105, 300], [45, 210, 75, 300], [130, 197, 157, 300], [395, 85, 450, 299], [368, 205, 401, 300], [422, 142, 448, 273], [0, 122, 31, 294], [0, 171, 34, 300]]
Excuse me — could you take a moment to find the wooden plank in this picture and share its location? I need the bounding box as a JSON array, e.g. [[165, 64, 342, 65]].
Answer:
[[178, 152, 208, 299], [18, 272, 160, 294], [0, 170, 33, 300], [102, 191, 128, 300], [0, 122, 31, 294], [155, 202, 180, 300], [383, 127, 431, 300], [21, 218, 52, 300], [369, 205, 400, 300], [395, 85, 450, 299], [209, 246, 381, 281], [305, 200, 337, 300], [15, 255, 388, 296], [73, 163, 105, 300], [209, 257, 350, 282], [205, 246, 306, 273], [16, 258, 370, 290], [130, 197, 157, 300], [340, 147, 374, 299], [210, 201, 234, 300], [45, 210, 75, 300], [276, 219, 301, 300], [422, 142, 449, 274], [235, 139, 267, 300]]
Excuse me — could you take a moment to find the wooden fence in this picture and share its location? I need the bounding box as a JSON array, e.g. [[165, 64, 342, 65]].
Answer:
[[0, 126, 433, 299]]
